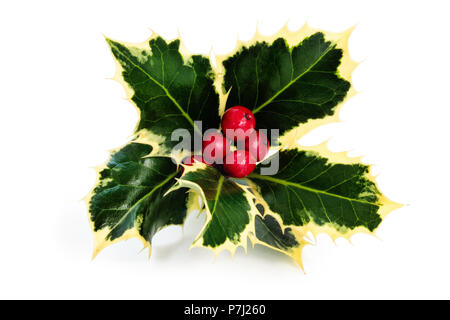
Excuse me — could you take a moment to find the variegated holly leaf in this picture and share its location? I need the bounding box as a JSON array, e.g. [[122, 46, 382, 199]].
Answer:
[[220, 30, 351, 146], [169, 164, 255, 256], [88, 142, 190, 257], [107, 36, 220, 155], [248, 149, 399, 241], [242, 148, 403, 266]]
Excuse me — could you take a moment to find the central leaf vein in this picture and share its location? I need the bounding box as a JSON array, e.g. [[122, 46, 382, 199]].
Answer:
[[252, 43, 335, 114], [249, 173, 379, 207], [108, 40, 199, 134]]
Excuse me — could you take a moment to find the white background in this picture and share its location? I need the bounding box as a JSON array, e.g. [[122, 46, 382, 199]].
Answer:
[[1, 0, 449, 299]]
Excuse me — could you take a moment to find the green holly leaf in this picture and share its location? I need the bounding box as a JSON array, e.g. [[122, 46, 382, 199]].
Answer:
[[169, 164, 255, 256], [88, 142, 190, 257], [222, 32, 350, 135], [217, 27, 355, 147], [107, 36, 220, 155], [248, 149, 399, 241]]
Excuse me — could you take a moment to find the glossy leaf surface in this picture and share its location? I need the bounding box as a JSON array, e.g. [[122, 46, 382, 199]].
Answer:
[[222, 32, 350, 136], [107, 37, 220, 153], [249, 149, 382, 233], [171, 165, 253, 254], [89, 143, 189, 254]]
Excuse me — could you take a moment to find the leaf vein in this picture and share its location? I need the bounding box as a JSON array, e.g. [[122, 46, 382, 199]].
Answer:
[[253, 44, 335, 113]]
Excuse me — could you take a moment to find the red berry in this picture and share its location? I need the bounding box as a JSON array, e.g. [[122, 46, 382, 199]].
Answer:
[[221, 106, 256, 142], [245, 130, 270, 162], [202, 131, 230, 165], [223, 150, 256, 178]]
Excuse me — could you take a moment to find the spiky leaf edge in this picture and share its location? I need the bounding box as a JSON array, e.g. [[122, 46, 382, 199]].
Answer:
[[92, 24, 402, 264], [167, 162, 262, 258], [83, 147, 202, 259], [105, 34, 218, 162], [213, 23, 358, 149], [243, 145, 402, 268], [212, 24, 401, 266]]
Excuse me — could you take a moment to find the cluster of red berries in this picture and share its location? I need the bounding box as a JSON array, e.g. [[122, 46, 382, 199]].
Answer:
[[182, 106, 270, 178]]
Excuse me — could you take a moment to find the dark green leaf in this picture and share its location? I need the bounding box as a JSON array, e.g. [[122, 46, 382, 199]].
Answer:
[[223, 32, 350, 136], [107, 37, 220, 152], [249, 149, 382, 233], [174, 165, 252, 251], [89, 142, 189, 244]]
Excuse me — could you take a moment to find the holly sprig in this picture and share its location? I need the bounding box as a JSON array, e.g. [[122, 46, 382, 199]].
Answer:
[[87, 24, 400, 266]]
